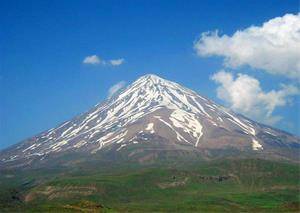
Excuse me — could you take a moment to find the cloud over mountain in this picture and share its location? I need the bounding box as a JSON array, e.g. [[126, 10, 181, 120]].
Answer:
[[108, 81, 126, 98], [211, 70, 299, 125], [195, 13, 300, 80]]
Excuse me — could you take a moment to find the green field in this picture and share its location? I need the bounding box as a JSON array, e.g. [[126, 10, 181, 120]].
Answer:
[[0, 159, 299, 212]]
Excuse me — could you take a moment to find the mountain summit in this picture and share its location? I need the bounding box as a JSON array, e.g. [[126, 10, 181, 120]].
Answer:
[[1, 74, 299, 167]]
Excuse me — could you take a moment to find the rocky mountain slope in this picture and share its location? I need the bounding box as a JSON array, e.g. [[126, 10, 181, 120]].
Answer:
[[1, 74, 299, 167]]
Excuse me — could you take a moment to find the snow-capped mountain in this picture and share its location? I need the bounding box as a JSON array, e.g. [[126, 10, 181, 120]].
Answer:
[[1, 74, 299, 167]]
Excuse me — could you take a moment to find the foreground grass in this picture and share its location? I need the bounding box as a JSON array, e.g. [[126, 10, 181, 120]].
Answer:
[[0, 159, 299, 212]]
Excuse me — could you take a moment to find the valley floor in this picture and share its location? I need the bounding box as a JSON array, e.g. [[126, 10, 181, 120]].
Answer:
[[0, 159, 299, 212]]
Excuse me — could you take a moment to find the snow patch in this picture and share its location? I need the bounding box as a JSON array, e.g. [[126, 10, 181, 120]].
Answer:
[[50, 140, 68, 151], [145, 123, 155, 133], [252, 138, 263, 151], [169, 110, 203, 146], [74, 140, 87, 148], [117, 144, 127, 151]]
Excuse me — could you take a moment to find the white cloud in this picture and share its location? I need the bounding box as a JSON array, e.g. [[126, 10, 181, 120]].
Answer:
[[211, 70, 299, 125], [83, 55, 125, 67], [109, 58, 125, 66], [194, 13, 300, 80], [108, 81, 126, 98], [83, 55, 101, 65]]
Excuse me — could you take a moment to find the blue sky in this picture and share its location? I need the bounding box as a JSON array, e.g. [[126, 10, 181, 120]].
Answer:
[[1, 0, 299, 149]]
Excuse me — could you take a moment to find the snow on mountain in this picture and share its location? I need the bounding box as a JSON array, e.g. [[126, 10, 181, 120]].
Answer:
[[1, 74, 299, 165]]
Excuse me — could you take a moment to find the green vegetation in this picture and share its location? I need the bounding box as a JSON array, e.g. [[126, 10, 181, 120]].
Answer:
[[0, 159, 299, 212]]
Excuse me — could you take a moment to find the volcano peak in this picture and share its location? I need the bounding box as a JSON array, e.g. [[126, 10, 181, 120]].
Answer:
[[1, 74, 299, 166]]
